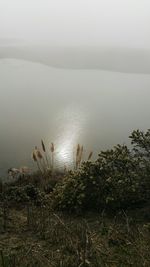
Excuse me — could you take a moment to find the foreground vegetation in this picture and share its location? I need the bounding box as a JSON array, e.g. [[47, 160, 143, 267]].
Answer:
[[0, 204, 150, 267], [0, 129, 150, 266]]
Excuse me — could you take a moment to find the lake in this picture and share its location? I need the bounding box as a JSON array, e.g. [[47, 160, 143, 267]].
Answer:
[[0, 56, 150, 176]]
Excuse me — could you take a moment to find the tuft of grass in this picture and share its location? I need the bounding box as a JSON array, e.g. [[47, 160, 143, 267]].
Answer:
[[32, 141, 93, 175]]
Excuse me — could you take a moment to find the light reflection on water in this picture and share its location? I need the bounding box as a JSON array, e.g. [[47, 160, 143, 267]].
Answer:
[[55, 105, 87, 166], [1, 58, 150, 176]]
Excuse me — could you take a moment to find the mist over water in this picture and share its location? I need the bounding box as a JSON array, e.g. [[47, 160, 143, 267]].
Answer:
[[0, 0, 150, 176], [0, 57, 150, 176]]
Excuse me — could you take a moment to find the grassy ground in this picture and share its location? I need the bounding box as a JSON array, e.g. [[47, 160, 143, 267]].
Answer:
[[0, 202, 150, 267]]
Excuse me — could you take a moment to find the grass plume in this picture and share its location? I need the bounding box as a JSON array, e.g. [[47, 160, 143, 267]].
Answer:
[[31, 151, 43, 174], [41, 139, 50, 169], [50, 143, 55, 172], [88, 151, 93, 161]]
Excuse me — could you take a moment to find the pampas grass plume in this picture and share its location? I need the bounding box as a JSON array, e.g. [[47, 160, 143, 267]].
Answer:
[[32, 151, 37, 162], [88, 151, 93, 161], [51, 143, 54, 153], [41, 139, 46, 152], [36, 149, 43, 160]]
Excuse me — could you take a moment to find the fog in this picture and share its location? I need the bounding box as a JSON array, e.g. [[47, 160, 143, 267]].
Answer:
[[0, 1, 150, 176], [1, 45, 150, 74], [0, 0, 150, 48]]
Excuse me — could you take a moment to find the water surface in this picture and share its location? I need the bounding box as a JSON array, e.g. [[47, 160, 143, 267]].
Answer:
[[0, 58, 150, 176]]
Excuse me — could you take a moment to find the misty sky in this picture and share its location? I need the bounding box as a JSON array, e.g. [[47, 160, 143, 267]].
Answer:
[[0, 0, 150, 48]]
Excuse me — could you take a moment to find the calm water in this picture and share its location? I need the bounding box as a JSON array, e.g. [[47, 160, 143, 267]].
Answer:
[[0, 58, 150, 176]]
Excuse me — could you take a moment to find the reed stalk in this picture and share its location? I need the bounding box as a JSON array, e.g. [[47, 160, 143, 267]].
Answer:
[[79, 145, 84, 167], [76, 144, 80, 169], [36, 147, 45, 170], [31, 151, 43, 174], [88, 151, 93, 161], [50, 143, 55, 173], [41, 139, 50, 169]]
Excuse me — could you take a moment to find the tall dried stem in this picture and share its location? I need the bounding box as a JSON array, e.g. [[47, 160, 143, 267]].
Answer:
[[41, 139, 50, 169]]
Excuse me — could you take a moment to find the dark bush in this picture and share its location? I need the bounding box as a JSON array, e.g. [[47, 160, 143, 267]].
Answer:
[[1, 184, 45, 205], [52, 132, 150, 213]]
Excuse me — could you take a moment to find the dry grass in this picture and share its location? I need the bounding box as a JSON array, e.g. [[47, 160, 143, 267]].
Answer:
[[31, 141, 93, 174], [0, 203, 150, 267], [75, 144, 93, 170], [31, 141, 55, 174]]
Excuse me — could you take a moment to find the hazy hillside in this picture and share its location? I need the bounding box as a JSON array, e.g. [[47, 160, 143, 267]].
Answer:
[[0, 43, 150, 74]]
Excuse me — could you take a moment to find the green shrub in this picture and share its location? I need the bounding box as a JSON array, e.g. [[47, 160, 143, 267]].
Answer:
[[1, 184, 45, 205], [52, 143, 149, 213]]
